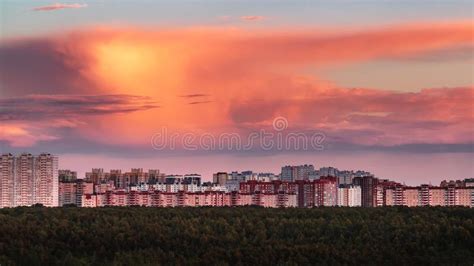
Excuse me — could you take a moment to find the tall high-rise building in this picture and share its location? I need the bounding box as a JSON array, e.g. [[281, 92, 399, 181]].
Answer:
[[129, 168, 147, 185], [59, 169, 78, 206], [183, 174, 201, 186], [281, 166, 295, 182], [314, 177, 338, 206], [229, 171, 245, 182], [295, 180, 315, 207], [213, 172, 228, 186], [0, 153, 15, 208], [109, 169, 123, 188], [353, 176, 378, 207], [14, 153, 35, 206], [337, 171, 354, 185], [296, 165, 315, 181], [85, 168, 106, 184], [76, 179, 94, 207], [0, 153, 58, 207], [33, 153, 58, 207], [148, 169, 163, 184], [58, 170, 77, 182], [59, 182, 77, 206], [281, 165, 315, 182], [319, 167, 339, 177]]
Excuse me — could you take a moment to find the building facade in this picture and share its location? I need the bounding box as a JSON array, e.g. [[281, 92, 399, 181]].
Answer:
[[0, 154, 15, 208], [337, 185, 361, 207], [0, 153, 58, 207]]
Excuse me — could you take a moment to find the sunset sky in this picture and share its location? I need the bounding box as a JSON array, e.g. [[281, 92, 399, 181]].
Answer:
[[0, 0, 473, 184]]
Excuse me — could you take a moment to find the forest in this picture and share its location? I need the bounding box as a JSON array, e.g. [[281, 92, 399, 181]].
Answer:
[[0, 206, 473, 265]]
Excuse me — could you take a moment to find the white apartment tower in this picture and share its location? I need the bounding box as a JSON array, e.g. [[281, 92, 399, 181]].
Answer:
[[34, 153, 59, 207], [0, 153, 15, 208], [0, 153, 58, 207], [15, 153, 35, 206]]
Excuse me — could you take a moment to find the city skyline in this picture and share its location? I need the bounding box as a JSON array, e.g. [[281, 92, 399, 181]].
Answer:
[[2, 152, 472, 186], [1, 152, 473, 208], [1, 0, 473, 186]]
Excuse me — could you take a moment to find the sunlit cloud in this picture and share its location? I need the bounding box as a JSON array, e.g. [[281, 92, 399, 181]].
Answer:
[[0, 21, 472, 150], [33, 3, 87, 11], [0, 124, 58, 147]]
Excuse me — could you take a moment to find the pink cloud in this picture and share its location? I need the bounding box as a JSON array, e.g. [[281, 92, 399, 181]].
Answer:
[[0, 124, 58, 147], [0, 21, 472, 148], [228, 85, 474, 146], [33, 3, 87, 11]]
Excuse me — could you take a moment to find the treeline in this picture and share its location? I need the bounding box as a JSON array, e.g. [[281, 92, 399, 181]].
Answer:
[[0, 206, 473, 265]]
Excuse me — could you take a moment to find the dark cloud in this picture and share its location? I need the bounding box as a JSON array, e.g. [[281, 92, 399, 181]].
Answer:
[[2, 134, 471, 157], [179, 93, 212, 105], [179, 94, 210, 98], [188, 101, 213, 105], [0, 38, 92, 96], [0, 94, 159, 121]]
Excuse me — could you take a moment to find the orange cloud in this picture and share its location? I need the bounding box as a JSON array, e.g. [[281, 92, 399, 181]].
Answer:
[[0, 124, 58, 147], [0, 21, 473, 149]]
